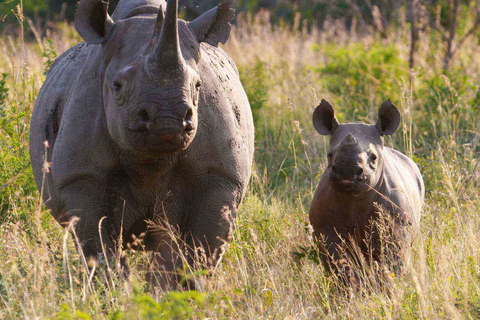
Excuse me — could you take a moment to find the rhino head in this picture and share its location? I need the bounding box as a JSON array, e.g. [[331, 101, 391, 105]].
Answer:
[[312, 99, 401, 193], [74, 0, 235, 154]]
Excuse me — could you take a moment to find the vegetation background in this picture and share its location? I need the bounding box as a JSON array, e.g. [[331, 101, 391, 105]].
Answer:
[[1, 0, 480, 318]]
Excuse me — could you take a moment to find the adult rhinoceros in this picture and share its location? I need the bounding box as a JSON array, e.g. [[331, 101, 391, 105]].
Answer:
[[30, 0, 254, 289]]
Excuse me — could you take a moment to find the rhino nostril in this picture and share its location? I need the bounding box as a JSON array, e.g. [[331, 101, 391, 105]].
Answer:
[[137, 109, 150, 129], [184, 109, 194, 131], [356, 168, 364, 177], [185, 109, 193, 120]]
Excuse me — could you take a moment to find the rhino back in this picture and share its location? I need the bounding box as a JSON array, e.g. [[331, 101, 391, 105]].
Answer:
[[112, 0, 165, 21], [379, 147, 425, 227]]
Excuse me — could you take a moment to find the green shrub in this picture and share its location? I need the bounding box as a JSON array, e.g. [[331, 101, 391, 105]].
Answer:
[[312, 42, 408, 122], [238, 59, 270, 129]]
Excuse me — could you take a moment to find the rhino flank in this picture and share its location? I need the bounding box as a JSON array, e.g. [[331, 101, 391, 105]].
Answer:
[[309, 100, 424, 284], [29, 0, 254, 289]]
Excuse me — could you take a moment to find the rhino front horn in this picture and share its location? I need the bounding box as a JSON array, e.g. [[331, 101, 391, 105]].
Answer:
[[147, 0, 186, 72], [341, 133, 358, 146]]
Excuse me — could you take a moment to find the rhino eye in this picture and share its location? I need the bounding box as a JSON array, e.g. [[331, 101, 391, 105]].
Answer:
[[370, 153, 378, 164], [193, 81, 202, 106], [113, 81, 122, 91], [113, 81, 127, 106], [327, 153, 333, 165]]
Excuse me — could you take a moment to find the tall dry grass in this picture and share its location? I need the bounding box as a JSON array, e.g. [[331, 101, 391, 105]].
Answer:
[[0, 8, 479, 319]]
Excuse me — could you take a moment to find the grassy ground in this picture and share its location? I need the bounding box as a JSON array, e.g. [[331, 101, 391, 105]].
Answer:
[[1, 10, 480, 319]]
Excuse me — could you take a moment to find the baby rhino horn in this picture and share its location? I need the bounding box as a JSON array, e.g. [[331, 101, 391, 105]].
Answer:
[[341, 133, 358, 146]]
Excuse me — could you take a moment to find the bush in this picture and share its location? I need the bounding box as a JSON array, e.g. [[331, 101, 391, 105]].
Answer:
[[312, 42, 408, 122]]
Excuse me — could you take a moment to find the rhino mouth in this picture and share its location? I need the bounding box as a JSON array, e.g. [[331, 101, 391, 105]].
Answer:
[[330, 175, 368, 193], [125, 118, 196, 152], [143, 129, 194, 151]]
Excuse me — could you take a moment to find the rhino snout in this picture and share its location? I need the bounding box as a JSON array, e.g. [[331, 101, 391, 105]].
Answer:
[[331, 164, 365, 182], [133, 104, 194, 139]]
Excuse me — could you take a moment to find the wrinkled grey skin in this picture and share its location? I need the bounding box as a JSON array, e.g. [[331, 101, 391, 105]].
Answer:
[[30, 0, 254, 289], [309, 100, 424, 285]]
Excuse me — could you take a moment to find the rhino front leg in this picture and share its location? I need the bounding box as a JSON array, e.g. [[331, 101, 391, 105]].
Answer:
[[145, 223, 187, 291], [372, 221, 411, 275], [56, 179, 117, 263], [188, 175, 241, 271], [317, 228, 362, 286], [145, 175, 242, 291]]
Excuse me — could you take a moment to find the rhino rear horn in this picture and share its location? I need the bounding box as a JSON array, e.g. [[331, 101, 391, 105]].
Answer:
[[376, 100, 400, 135], [152, 3, 166, 40], [313, 99, 339, 135], [189, 0, 236, 46], [75, 0, 114, 44], [147, 0, 186, 71], [144, 4, 166, 53]]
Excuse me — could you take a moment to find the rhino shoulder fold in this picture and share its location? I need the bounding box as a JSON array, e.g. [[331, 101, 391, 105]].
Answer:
[[111, 0, 165, 21], [46, 42, 88, 77]]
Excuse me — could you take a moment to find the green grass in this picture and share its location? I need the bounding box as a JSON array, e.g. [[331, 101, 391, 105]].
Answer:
[[0, 10, 479, 319]]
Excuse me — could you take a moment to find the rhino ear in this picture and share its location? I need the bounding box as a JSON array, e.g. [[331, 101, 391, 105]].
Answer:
[[189, 0, 236, 46], [313, 99, 339, 135], [376, 100, 400, 135], [75, 0, 114, 44]]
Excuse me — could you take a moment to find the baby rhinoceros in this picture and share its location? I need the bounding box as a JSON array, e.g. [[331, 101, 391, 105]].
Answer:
[[309, 99, 424, 285]]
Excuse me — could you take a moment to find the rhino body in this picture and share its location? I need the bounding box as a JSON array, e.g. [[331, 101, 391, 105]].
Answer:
[[30, 0, 254, 288], [309, 100, 424, 284]]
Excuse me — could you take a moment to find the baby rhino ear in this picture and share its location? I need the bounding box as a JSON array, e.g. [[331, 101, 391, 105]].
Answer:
[[375, 100, 401, 135], [75, 0, 114, 44], [312, 99, 339, 135], [189, 0, 236, 46]]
